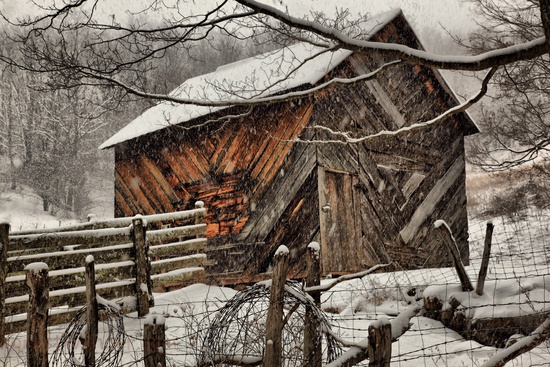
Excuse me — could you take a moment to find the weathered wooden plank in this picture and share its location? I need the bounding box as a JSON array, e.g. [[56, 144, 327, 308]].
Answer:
[[151, 267, 205, 289], [9, 227, 132, 252], [116, 164, 157, 215], [146, 224, 206, 245], [115, 189, 135, 218], [7, 244, 134, 274], [257, 103, 313, 189], [400, 155, 465, 244], [238, 143, 317, 243], [115, 171, 143, 215], [11, 208, 206, 237], [149, 238, 207, 259], [4, 280, 135, 317], [252, 168, 320, 276], [162, 147, 194, 183], [400, 135, 463, 220], [151, 254, 206, 274], [140, 154, 181, 204], [319, 169, 362, 274], [123, 161, 165, 214], [5, 261, 135, 298]]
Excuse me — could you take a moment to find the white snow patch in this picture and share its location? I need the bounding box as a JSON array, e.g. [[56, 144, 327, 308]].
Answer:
[[24, 262, 49, 273], [86, 255, 94, 264], [274, 245, 289, 256], [308, 241, 320, 252]]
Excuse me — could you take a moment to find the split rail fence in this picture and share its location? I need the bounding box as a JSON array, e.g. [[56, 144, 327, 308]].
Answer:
[[0, 203, 207, 343]]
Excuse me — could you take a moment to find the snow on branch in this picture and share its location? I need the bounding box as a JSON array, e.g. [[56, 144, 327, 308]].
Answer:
[[85, 59, 403, 108], [481, 315, 550, 367], [304, 263, 392, 293], [238, 0, 547, 71], [300, 67, 497, 145]]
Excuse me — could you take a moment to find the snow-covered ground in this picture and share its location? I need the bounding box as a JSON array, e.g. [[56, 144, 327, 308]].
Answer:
[[1, 180, 550, 366]]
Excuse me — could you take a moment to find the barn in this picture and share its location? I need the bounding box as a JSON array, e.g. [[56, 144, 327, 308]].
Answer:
[[100, 9, 478, 285]]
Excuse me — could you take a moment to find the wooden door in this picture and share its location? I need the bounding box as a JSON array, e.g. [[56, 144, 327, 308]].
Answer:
[[318, 167, 362, 274]]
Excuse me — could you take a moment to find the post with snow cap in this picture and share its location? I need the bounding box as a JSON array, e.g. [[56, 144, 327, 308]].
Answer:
[[304, 242, 322, 367], [26, 262, 49, 367], [0, 223, 9, 347], [143, 314, 166, 367], [367, 317, 392, 367], [264, 245, 289, 367], [434, 220, 474, 292], [195, 201, 205, 238], [83, 256, 98, 367], [131, 216, 153, 317]]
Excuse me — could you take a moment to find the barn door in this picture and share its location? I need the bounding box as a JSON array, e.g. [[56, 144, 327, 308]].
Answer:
[[318, 167, 362, 274]]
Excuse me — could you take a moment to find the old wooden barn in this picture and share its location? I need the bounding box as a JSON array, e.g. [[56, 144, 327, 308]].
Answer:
[[100, 9, 477, 284]]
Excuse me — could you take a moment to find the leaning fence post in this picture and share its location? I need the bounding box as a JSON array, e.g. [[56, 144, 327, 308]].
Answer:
[[368, 318, 392, 367], [83, 256, 98, 367], [304, 242, 322, 367], [144, 314, 166, 367], [26, 262, 49, 367], [264, 245, 289, 367], [476, 221, 494, 296], [434, 220, 474, 292], [132, 216, 152, 317], [0, 223, 9, 347]]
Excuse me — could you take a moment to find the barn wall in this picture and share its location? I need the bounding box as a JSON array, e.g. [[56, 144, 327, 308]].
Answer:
[[307, 30, 471, 270]]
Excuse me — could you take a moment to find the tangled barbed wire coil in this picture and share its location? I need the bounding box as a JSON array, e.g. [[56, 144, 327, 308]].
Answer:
[[198, 281, 343, 366], [49, 301, 126, 367]]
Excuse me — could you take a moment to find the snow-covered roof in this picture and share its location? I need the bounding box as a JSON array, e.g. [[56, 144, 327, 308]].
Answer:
[[99, 9, 402, 149]]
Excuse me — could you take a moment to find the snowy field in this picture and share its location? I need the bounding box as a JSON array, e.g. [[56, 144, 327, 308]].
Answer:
[[1, 182, 550, 366]]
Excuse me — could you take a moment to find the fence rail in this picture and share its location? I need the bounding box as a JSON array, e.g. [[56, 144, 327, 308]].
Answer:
[[0, 203, 207, 341]]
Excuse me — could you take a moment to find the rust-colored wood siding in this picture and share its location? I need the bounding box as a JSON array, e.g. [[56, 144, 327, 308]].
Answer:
[[115, 101, 314, 229]]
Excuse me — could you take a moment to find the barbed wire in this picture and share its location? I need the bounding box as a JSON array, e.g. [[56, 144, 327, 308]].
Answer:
[[49, 302, 126, 367], [3, 212, 550, 367]]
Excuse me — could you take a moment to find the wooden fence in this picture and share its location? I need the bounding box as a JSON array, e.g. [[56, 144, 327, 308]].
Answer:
[[0, 203, 207, 342]]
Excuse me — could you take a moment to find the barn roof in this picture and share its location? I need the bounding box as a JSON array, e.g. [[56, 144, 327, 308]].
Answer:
[[99, 8, 402, 149], [100, 8, 477, 150]]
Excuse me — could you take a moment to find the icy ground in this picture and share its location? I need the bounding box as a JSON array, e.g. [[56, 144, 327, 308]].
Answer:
[[1, 188, 550, 366]]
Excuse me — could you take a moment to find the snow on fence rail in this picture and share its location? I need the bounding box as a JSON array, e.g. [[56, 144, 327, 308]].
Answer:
[[0, 203, 207, 341]]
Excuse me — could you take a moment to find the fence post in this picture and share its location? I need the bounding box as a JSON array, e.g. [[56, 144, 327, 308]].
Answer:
[[132, 216, 152, 317], [195, 201, 205, 239], [143, 315, 166, 367], [304, 242, 321, 367], [26, 262, 49, 367], [84, 256, 98, 367], [263, 245, 289, 367], [476, 221, 494, 296], [434, 220, 474, 292], [367, 318, 392, 367], [0, 223, 9, 347]]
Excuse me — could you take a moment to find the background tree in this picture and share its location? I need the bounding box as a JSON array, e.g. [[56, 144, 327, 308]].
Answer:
[[0, 10, 266, 217], [463, 0, 550, 210]]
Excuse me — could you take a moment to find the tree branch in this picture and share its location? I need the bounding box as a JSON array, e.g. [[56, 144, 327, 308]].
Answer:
[[237, 0, 548, 71]]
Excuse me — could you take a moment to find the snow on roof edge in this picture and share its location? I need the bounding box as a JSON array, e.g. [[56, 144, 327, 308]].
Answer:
[[400, 10, 479, 135], [99, 9, 402, 150]]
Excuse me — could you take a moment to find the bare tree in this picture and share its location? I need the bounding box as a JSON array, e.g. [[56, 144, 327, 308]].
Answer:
[[455, 0, 550, 211], [0, 0, 548, 112]]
